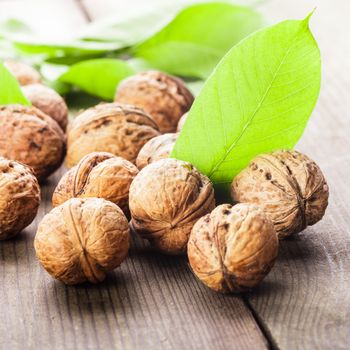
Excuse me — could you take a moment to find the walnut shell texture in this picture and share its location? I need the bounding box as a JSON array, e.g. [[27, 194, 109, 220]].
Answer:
[[136, 133, 178, 170], [0, 105, 66, 180], [177, 112, 188, 132], [188, 203, 278, 293], [0, 157, 40, 240], [53, 152, 138, 215], [231, 150, 329, 238], [22, 84, 68, 131], [35, 197, 130, 285], [115, 71, 194, 133], [129, 158, 215, 254], [67, 103, 160, 168], [4, 60, 41, 86]]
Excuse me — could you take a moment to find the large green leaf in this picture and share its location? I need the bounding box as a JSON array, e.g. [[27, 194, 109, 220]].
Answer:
[[134, 2, 264, 78], [0, 62, 30, 105], [171, 16, 321, 193], [59, 58, 135, 100]]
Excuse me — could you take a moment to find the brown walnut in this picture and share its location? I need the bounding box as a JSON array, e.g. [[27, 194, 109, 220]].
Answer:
[[22, 84, 68, 131], [34, 197, 130, 285], [188, 203, 278, 293], [177, 112, 188, 132], [136, 133, 178, 170], [129, 158, 215, 254], [0, 105, 66, 180], [115, 71, 194, 133], [66, 103, 160, 168], [4, 60, 41, 86], [0, 157, 40, 240], [231, 150, 329, 239], [53, 152, 138, 215]]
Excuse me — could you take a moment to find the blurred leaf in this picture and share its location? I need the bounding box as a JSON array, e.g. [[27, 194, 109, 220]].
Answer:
[[59, 58, 135, 100], [45, 54, 104, 66], [13, 39, 122, 59], [134, 2, 264, 78], [0, 61, 30, 105], [78, 3, 185, 43], [171, 16, 321, 193], [0, 19, 32, 37]]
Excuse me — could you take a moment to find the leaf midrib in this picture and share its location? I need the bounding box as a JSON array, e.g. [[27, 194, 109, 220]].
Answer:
[[208, 27, 304, 178]]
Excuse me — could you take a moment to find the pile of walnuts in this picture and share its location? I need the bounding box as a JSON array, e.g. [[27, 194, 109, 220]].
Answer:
[[0, 64, 329, 293]]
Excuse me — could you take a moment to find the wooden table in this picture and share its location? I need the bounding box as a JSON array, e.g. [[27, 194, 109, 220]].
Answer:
[[0, 0, 349, 349]]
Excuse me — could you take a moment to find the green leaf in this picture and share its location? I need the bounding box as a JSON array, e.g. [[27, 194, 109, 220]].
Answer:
[[0, 61, 30, 105], [12, 39, 122, 59], [78, 2, 184, 44], [59, 58, 135, 100], [0, 19, 32, 37], [134, 2, 264, 78], [171, 16, 321, 193]]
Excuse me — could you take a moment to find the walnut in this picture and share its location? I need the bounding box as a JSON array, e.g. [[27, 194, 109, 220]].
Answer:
[[66, 103, 160, 168], [34, 197, 130, 284], [0, 157, 40, 240], [177, 112, 188, 132], [188, 203, 278, 293], [53, 152, 138, 215], [4, 60, 41, 86], [136, 133, 178, 170], [129, 158, 215, 254], [115, 71, 194, 133], [0, 105, 66, 180], [22, 84, 68, 131], [231, 150, 329, 239]]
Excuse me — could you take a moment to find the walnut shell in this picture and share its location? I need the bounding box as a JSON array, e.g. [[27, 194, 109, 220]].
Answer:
[[136, 133, 178, 170], [231, 150, 329, 238], [34, 197, 130, 284], [66, 103, 160, 168], [4, 60, 41, 86], [115, 71, 194, 133], [129, 158, 215, 254], [188, 203, 278, 293], [22, 84, 68, 131], [177, 112, 188, 132], [0, 105, 66, 180], [0, 157, 40, 240], [53, 152, 138, 215]]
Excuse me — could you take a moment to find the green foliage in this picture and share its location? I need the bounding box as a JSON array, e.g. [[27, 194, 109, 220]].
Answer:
[[0, 61, 30, 105], [171, 16, 321, 193], [59, 58, 135, 100], [134, 2, 263, 78]]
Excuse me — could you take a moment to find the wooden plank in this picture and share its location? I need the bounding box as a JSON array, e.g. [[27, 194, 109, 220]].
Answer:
[[246, 0, 350, 349]]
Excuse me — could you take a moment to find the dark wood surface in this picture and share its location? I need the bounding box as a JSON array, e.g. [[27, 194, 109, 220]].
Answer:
[[1, 0, 350, 349]]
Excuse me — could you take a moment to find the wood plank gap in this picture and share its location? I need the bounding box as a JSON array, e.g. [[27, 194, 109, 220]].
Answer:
[[243, 295, 280, 350]]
